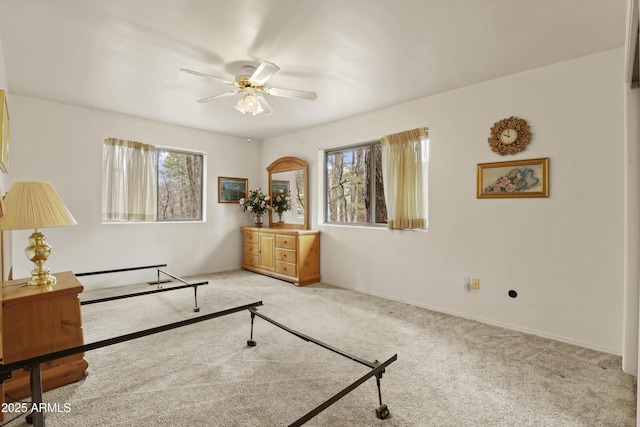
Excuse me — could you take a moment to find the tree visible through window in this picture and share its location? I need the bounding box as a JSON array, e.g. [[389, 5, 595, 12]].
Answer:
[[325, 142, 387, 225], [157, 149, 203, 221]]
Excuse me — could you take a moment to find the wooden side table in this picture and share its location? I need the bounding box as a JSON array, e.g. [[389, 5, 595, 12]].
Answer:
[[2, 271, 88, 401]]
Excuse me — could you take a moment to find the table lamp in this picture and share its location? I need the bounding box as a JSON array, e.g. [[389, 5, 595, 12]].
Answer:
[[0, 181, 77, 286]]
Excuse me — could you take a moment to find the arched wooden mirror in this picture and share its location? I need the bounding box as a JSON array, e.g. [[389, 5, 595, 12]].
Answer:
[[267, 156, 308, 229]]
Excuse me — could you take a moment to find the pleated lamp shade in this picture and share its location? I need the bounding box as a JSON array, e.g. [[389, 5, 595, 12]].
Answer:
[[0, 181, 77, 230], [0, 181, 76, 286]]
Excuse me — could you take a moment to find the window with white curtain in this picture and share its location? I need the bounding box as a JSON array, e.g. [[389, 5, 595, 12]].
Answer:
[[324, 128, 428, 229], [102, 138, 204, 222]]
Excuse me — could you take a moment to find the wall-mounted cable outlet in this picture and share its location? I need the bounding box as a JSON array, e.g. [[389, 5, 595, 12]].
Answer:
[[471, 277, 480, 290]]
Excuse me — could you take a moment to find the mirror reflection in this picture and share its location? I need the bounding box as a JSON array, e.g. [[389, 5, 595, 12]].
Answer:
[[271, 170, 305, 225], [267, 156, 308, 229]]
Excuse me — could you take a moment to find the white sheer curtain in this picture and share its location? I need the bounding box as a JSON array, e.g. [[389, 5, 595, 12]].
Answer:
[[102, 138, 157, 221], [381, 127, 428, 230]]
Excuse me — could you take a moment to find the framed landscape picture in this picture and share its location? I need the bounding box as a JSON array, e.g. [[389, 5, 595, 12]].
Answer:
[[271, 180, 290, 195], [218, 177, 248, 203], [477, 157, 549, 198]]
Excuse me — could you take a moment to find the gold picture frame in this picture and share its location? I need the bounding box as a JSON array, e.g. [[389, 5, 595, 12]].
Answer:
[[0, 90, 9, 173], [218, 177, 248, 203], [477, 157, 549, 198]]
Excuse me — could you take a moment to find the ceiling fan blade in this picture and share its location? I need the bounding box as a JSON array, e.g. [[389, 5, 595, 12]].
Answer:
[[256, 94, 274, 115], [180, 68, 235, 86], [197, 90, 240, 103], [265, 86, 317, 101], [249, 61, 280, 86]]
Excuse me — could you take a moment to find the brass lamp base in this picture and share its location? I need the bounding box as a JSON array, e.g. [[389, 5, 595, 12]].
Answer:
[[25, 229, 57, 286], [27, 267, 56, 286]]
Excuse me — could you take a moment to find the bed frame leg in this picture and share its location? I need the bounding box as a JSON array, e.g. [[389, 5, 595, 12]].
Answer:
[[374, 368, 390, 420], [247, 310, 257, 347], [25, 363, 45, 426], [192, 285, 200, 312]]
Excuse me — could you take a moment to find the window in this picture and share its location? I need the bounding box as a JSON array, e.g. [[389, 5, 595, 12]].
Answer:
[[325, 128, 429, 229], [157, 149, 203, 221], [102, 138, 204, 222], [325, 142, 387, 225]]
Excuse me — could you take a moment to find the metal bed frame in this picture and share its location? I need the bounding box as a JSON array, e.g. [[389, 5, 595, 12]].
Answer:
[[76, 264, 206, 312], [0, 266, 397, 426]]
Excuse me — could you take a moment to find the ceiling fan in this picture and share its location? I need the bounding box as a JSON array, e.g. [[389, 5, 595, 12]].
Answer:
[[180, 61, 317, 116]]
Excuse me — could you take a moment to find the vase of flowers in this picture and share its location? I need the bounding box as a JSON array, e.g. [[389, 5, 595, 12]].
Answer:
[[272, 189, 292, 223], [239, 188, 271, 228]]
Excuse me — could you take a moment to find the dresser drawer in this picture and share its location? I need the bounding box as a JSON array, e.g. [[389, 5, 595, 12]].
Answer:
[[244, 243, 258, 256], [243, 231, 258, 244], [276, 261, 297, 277], [275, 248, 296, 263], [276, 235, 296, 250], [243, 253, 258, 267]]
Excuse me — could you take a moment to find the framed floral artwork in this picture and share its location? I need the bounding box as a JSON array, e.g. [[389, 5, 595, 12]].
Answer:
[[218, 177, 248, 203], [477, 157, 549, 198]]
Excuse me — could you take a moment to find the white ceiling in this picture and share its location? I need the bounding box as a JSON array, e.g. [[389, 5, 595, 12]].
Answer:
[[0, 0, 628, 140]]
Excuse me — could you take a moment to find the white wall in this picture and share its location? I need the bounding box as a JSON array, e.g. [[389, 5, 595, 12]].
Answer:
[[0, 39, 11, 277], [263, 49, 625, 354], [7, 96, 263, 286]]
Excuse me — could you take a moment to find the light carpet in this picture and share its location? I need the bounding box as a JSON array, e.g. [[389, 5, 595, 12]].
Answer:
[[3, 270, 636, 426]]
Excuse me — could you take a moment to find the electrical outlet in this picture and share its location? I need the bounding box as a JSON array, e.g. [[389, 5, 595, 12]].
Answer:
[[462, 276, 470, 291], [471, 278, 480, 290]]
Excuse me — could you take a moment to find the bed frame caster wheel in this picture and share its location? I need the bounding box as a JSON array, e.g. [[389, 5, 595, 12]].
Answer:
[[247, 339, 257, 347], [375, 404, 390, 420]]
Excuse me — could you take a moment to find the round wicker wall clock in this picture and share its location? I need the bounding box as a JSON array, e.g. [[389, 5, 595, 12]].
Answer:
[[488, 116, 532, 155]]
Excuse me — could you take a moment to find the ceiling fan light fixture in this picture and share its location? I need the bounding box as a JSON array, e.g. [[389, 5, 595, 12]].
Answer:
[[184, 60, 314, 115], [234, 93, 264, 115]]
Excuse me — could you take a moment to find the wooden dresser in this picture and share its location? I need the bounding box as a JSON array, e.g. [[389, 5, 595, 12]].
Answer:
[[241, 227, 320, 286], [2, 271, 88, 400]]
